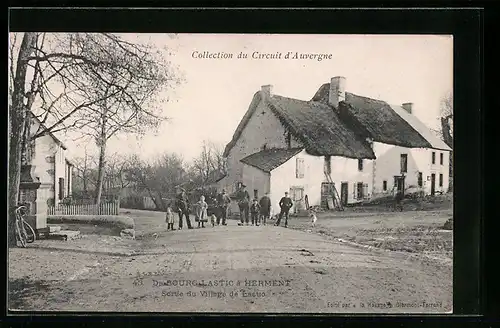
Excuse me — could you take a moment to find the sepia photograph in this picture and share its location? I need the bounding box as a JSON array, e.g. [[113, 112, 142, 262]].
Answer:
[[8, 32, 453, 313]]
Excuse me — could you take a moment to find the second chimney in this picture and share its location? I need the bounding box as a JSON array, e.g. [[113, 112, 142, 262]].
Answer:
[[329, 76, 346, 109], [402, 102, 413, 114], [261, 85, 273, 99]]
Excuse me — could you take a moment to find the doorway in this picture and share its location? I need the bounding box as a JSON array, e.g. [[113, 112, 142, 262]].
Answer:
[[340, 182, 348, 206], [431, 173, 436, 196], [394, 175, 406, 195], [290, 186, 305, 214], [321, 182, 335, 208]]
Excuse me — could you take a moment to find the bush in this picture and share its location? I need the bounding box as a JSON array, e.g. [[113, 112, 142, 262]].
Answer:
[[47, 215, 135, 230]]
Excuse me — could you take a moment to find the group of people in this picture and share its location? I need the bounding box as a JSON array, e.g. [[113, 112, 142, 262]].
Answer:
[[235, 184, 294, 228], [165, 185, 296, 230], [165, 188, 232, 230]]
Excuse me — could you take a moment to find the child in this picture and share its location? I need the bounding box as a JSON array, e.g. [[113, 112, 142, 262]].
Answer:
[[166, 206, 175, 231], [210, 214, 217, 227], [250, 198, 261, 226], [196, 195, 208, 228]]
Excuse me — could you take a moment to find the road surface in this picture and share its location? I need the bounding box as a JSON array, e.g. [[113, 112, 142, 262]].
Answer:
[[9, 219, 452, 313]]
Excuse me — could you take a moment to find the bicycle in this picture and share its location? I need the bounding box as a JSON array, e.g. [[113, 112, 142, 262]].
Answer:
[[14, 205, 36, 247]]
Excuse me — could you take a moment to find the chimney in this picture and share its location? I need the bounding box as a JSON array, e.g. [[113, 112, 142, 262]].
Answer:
[[402, 102, 413, 114], [261, 85, 273, 99], [329, 76, 346, 109]]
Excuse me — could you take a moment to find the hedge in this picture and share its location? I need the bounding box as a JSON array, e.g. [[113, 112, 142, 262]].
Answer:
[[47, 215, 135, 230]]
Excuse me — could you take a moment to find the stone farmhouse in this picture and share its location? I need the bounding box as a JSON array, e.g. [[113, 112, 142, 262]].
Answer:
[[218, 76, 451, 216]]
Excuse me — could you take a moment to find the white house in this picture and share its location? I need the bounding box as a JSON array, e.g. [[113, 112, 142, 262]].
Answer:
[[24, 113, 74, 207], [221, 77, 452, 215]]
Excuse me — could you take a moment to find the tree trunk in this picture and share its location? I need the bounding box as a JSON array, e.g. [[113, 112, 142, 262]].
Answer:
[[95, 106, 108, 206], [83, 170, 88, 194], [8, 33, 37, 248], [82, 155, 88, 194], [95, 141, 107, 206]]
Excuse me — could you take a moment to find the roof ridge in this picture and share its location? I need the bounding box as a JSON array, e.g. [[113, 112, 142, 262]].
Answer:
[[345, 91, 388, 104]]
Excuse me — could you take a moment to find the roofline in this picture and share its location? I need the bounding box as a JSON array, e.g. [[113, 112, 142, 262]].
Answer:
[[239, 148, 304, 173], [223, 92, 262, 157], [29, 112, 68, 150], [214, 174, 227, 183], [240, 161, 272, 173]]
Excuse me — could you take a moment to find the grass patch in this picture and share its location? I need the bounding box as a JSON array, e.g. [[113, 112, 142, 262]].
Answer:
[[48, 215, 135, 230]]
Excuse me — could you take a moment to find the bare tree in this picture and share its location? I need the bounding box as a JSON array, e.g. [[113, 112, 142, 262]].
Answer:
[[123, 153, 185, 210], [438, 91, 453, 191], [191, 140, 227, 187], [8, 32, 181, 247], [72, 147, 97, 197], [439, 92, 453, 149]]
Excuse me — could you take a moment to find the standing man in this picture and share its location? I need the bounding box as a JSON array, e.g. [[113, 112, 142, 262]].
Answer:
[[237, 184, 250, 226], [259, 192, 271, 226], [275, 191, 293, 228], [176, 189, 193, 230], [217, 189, 232, 226], [394, 190, 404, 212]]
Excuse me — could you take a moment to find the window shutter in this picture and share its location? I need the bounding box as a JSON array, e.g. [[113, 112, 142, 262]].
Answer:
[[296, 158, 304, 178], [353, 183, 356, 199], [400, 154, 408, 173], [363, 183, 368, 199]]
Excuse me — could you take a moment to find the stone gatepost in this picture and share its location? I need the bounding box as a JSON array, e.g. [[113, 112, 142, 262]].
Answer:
[[19, 164, 50, 238]]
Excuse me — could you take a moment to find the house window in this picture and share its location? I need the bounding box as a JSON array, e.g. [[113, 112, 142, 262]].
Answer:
[[440, 153, 444, 165], [383, 180, 387, 191], [439, 174, 443, 187], [358, 159, 364, 171], [254, 189, 258, 199], [296, 158, 305, 179], [324, 156, 331, 175], [356, 182, 364, 200], [58, 178, 65, 200], [400, 154, 408, 173], [432, 151, 436, 164], [285, 131, 291, 149], [418, 172, 423, 187]]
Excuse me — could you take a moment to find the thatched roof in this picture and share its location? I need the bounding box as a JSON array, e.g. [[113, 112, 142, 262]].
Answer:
[[240, 148, 304, 173], [223, 92, 375, 159], [224, 81, 447, 162], [312, 83, 436, 149], [267, 96, 376, 159]]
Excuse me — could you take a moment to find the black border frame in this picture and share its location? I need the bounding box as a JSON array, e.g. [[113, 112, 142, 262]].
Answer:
[[5, 6, 486, 327]]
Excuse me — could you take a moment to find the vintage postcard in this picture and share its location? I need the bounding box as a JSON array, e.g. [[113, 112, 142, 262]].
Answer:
[[8, 33, 453, 313]]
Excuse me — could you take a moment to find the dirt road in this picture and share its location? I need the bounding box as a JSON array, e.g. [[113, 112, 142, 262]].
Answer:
[[9, 215, 452, 313]]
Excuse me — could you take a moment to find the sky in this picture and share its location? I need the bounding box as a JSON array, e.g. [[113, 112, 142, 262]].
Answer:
[[53, 34, 453, 163]]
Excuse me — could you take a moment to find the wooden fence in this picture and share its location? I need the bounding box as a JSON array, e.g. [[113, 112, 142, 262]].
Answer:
[[47, 201, 120, 215]]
